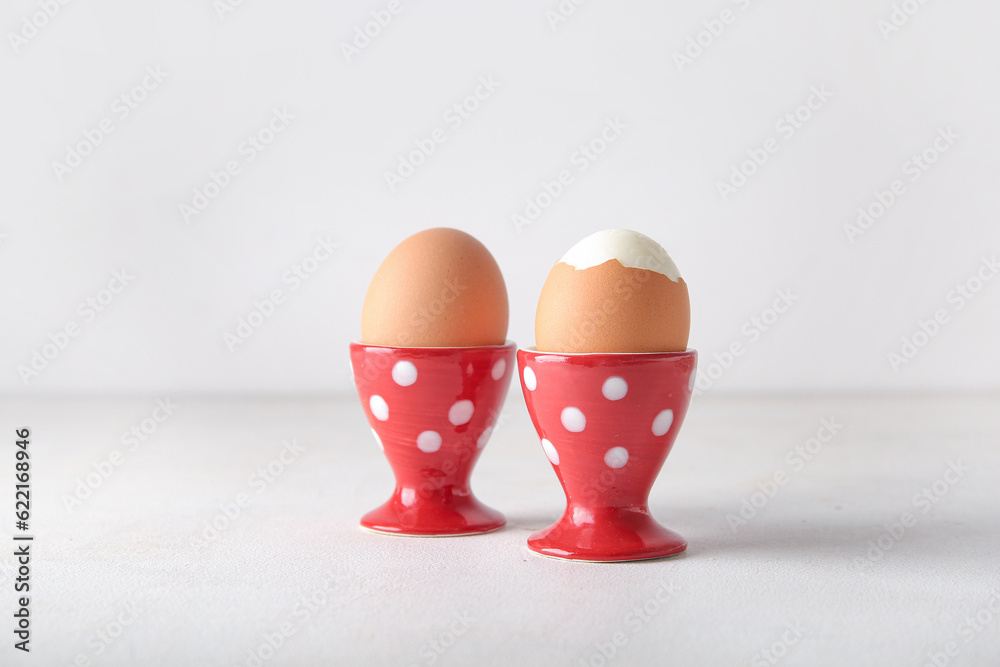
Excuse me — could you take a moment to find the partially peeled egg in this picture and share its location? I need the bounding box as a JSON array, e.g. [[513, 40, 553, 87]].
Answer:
[[535, 229, 690, 353]]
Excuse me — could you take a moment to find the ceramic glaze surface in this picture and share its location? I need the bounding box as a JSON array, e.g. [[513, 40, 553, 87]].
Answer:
[[518, 348, 697, 561], [351, 342, 515, 535]]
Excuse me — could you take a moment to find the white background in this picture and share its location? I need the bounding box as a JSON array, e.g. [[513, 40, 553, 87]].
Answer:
[[2, 0, 999, 397], [2, 4, 999, 666]]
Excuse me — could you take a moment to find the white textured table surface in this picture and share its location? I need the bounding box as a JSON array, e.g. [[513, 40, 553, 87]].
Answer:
[[2, 393, 998, 666]]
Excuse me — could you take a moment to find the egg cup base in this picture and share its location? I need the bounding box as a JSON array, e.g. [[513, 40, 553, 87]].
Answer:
[[527, 506, 686, 562], [361, 493, 505, 537]]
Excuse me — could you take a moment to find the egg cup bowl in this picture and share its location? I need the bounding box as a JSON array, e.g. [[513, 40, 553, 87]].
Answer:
[[350, 341, 515, 536], [517, 347, 697, 562]]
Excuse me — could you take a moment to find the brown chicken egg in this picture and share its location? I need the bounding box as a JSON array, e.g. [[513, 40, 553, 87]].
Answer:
[[535, 229, 690, 353], [361, 228, 508, 347]]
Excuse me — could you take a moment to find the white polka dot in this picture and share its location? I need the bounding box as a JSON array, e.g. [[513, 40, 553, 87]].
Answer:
[[688, 369, 697, 392], [560, 407, 586, 432], [416, 431, 442, 453], [400, 488, 416, 506], [523, 366, 537, 391], [369, 395, 388, 421], [604, 447, 629, 469], [448, 400, 475, 425], [477, 426, 493, 449], [602, 376, 628, 401], [492, 359, 506, 380], [541, 439, 559, 465], [391, 361, 418, 386], [371, 428, 383, 451], [652, 409, 674, 436]]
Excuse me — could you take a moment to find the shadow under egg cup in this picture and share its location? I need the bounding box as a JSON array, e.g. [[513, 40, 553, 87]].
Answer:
[[350, 341, 515, 536], [517, 348, 697, 562]]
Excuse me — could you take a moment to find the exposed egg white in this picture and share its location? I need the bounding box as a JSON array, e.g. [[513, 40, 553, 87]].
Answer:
[[558, 229, 682, 282]]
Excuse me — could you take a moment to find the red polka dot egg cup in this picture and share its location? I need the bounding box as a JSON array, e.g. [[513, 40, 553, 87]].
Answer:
[[517, 348, 697, 562], [350, 342, 515, 536]]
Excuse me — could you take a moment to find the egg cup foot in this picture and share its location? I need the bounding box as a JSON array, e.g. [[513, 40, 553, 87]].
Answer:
[[360, 490, 505, 536], [527, 506, 686, 562]]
